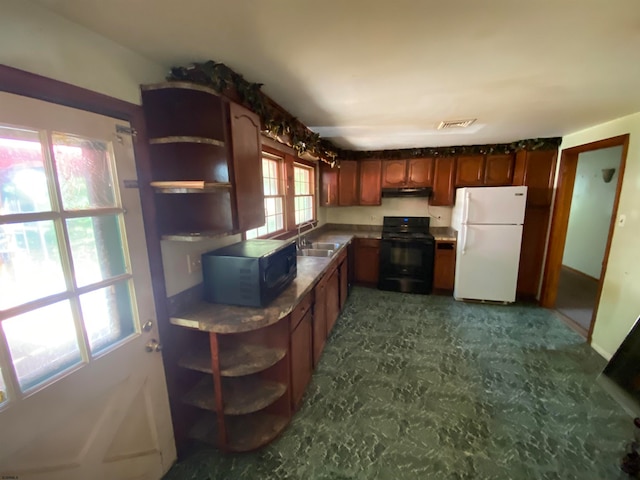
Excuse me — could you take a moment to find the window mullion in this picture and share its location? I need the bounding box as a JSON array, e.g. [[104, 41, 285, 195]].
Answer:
[[43, 131, 92, 363], [0, 320, 23, 404]]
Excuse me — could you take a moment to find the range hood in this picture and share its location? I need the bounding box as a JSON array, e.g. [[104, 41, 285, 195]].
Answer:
[[381, 187, 432, 198]]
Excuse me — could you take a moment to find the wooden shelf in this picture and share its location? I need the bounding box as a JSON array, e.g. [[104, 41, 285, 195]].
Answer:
[[178, 345, 212, 373], [219, 344, 287, 377], [150, 181, 232, 194], [188, 411, 219, 447], [226, 411, 289, 452], [188, 411, 289, 452], [149, 136, 225, 148], [141, 81, 220, 97], [161, 229, 235, 242], [182, 375, 287, 415]]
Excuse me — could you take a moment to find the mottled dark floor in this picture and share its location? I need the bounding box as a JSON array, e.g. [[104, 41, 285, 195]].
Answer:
[[164, 287, 633, 480]]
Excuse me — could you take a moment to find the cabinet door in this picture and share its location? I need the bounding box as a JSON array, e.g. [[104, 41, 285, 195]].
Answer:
[[455, 155, 485, 186], [228, 101, 264, 231], [313, 279, 327, 367], [359, 159, 382, 205], [354, 238, 380, 285], [513, 150, 557, 207], [339, 257, 348, 310], [290, 309, 313, 410], [484, 154, 514, 185], [407, 157, 434, 187], [338, 160, 359, 206], [431, 157, 456, 206], [325, 268, 340, 335], [321, 162, 339, 206], [381, 159, 407, 188], [433, 241, 456, 290]]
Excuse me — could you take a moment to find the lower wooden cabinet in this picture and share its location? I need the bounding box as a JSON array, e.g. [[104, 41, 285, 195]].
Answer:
[[325, 267, 340, 335], [312, 278, 328, 367], [354, 238, 381, 285], [433, 240, 456, 291], [290, 308, 313, 410], [339, 251, 349, 310]]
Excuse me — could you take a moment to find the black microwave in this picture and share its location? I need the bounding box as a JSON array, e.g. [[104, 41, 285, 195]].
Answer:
[[202, 239, 297, 307]]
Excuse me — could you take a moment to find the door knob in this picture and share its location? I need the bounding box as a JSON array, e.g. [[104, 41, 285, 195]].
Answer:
[[145, 339, 162, 353]]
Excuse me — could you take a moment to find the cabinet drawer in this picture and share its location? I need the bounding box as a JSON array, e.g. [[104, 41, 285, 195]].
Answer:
[[290, 291, 313, 332], [355, 237, 381, 248]]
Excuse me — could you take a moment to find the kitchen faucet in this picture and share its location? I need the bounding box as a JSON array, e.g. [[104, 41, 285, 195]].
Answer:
[[296, 221, 315, 249]]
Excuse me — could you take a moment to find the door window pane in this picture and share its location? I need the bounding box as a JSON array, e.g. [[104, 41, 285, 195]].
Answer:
[[80, 282, 135, 355], [0, 220, 66, 310], [0, 126, 51, 215], [67, 215, 127, 287], [0, 368, 7, 405], [52, 133, 116, 210], [3, 301, 82, 392]]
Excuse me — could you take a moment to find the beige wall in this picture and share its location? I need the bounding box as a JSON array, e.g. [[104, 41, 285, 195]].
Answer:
[[560, 112, 640, 359], [0, 0, 165, 105]]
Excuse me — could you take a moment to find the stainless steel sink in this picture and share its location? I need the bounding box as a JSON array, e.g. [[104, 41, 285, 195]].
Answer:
[[310, 242, 342, 250], [297, 248, 335, 257]]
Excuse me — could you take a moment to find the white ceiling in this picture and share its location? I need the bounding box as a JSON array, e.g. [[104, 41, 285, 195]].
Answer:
[[33, 0, 640, 150]]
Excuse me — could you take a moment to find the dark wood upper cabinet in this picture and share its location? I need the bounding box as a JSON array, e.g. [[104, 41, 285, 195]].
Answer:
[[512, 150, 558, 207], [431, 157, 456, 206], [338, 160, 359, 206], [358, 159, 382, 205], [407, 157, 434, 187], [381, 160, 407, 188], [320, 162, 339, 206], [228, 101, 264, 232], [455, 155, 485, 186], [381, 158, 433, 188], [484, 154, 514, 186]]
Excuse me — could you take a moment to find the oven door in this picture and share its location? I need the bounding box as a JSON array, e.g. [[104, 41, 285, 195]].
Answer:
[[378, 238, 434, 294]]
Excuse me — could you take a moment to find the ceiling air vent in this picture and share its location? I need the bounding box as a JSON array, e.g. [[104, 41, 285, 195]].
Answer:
[[437, 119, 477, 130]]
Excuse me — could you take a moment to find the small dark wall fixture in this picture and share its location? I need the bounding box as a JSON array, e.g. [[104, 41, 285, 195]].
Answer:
[[602, 168, 616, 183]]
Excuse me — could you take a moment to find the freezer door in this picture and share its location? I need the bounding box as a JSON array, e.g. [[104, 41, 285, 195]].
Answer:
[[454, 224, 523, 302], [463, 186, 527, 225]]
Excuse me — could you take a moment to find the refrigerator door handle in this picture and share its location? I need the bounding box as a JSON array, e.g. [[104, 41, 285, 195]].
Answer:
[[461, 225, 468, 255], [463, 190, 470, 225]]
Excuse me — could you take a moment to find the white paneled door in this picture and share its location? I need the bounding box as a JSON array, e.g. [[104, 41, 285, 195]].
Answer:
[[0, 92, 176, 479]]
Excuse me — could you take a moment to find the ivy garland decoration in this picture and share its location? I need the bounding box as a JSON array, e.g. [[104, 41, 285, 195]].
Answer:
[[168, 60, 561, 164]]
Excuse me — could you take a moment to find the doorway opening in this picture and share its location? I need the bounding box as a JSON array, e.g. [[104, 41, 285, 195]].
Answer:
[[540, 135, 629, 342]]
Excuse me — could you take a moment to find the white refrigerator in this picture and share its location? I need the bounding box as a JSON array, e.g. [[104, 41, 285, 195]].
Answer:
[[450, 186, 528, 303]]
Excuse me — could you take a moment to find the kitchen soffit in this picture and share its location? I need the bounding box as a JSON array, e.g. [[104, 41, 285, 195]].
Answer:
[[32, 0, 640, 150]]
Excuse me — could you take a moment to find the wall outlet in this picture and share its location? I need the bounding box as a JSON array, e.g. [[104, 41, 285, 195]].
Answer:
[[370, 215, 377, 221], [187, 254, 202, 274]]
